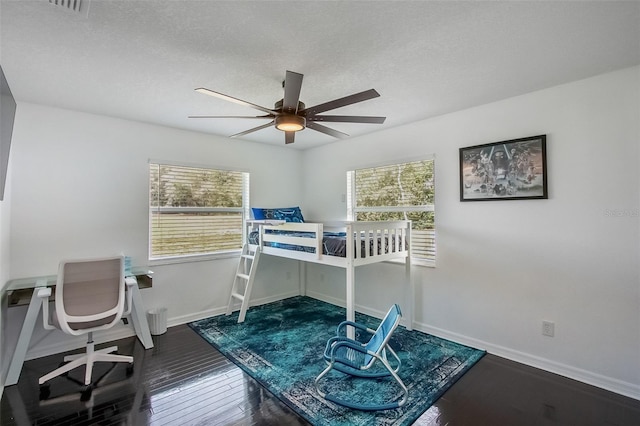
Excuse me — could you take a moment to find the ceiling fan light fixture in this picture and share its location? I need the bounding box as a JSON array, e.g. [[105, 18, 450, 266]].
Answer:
[[191, 70, 385, 144], [275, 115, 306, 132]]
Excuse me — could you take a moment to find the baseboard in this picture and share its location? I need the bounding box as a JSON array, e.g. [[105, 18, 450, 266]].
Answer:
[[305, 292, 639, 400], [413, 321, 640, 401], [22, 293, 639, 401], [305, 291, 344, 309], [305, 291, 403, 325], [25, 291, 302, 362], [168, 290, 301, 326]]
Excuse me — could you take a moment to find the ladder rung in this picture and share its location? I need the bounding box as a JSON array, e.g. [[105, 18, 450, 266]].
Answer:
[[236, 273, 250, 281], [231, 292, 245, 301], [241, 254, 254, 260]]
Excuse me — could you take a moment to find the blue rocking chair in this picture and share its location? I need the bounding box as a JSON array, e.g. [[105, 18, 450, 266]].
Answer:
[[314, 304, 408, 411]]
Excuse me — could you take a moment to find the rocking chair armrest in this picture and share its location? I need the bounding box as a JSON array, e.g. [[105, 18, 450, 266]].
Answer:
[[336, 320, 375, 337], [324, 335, 357, 357], [327, 339, 379, 370], [329, 339, 373, 360], [330, 339, 368, 354], [326, 335, 349, 347]]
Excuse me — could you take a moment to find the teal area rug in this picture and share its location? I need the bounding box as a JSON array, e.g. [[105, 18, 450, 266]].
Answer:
[[189, 296, 484, 425]]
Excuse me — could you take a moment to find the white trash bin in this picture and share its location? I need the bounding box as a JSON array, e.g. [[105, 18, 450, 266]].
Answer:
[[148, 307, 167, 335]]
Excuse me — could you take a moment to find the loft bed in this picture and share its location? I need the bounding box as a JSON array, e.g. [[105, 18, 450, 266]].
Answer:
[[245, 216, 414, 331]]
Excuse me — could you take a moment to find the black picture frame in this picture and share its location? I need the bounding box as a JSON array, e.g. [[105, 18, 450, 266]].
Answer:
[[460, 135, 547, 201]]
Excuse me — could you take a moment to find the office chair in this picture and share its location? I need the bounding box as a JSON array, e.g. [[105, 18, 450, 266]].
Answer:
[[38, 255, 135, 400]]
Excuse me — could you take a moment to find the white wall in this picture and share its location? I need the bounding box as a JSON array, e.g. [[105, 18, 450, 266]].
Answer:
[[3, 103, 304, 361], [301, 66, 640, 399], [3, 67, 639, 400], [0, 140, 12, 393]]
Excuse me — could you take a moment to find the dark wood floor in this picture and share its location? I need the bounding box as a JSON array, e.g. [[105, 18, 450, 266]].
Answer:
[[2, 324, 639, 425]]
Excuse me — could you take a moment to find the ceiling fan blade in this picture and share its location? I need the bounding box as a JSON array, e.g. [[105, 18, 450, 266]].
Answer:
[[283, 71, 304, 113], [307, 115, 386, 124], [285, 131, 295, 144], [306, 122, 349, 139], [188, 115, 274, 119], [195, 88, 276, 115], [302, 89, 380, 116], [229, 121, 275, 138]]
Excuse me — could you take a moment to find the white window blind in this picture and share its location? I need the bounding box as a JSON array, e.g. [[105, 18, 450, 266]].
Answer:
[[149, 163, 249, 260], [347, 158, 435, 265]]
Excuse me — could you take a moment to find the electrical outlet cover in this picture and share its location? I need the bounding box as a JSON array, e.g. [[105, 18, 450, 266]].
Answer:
[[542, 321, 555, 337]]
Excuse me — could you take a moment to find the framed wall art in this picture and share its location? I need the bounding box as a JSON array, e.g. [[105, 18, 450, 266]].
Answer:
[[460, 135, 547, 201]]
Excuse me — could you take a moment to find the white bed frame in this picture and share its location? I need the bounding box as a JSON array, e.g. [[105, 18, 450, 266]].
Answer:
[[247, 220, 413, 330]]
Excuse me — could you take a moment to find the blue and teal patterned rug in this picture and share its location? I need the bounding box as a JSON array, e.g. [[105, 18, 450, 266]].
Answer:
[[189, 296, 484, 425]]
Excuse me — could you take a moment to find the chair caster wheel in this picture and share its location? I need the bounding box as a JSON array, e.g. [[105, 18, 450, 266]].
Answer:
[[126, 363, 134, 376], [80, 386, 93, 401], [39, 384, 51, 400]]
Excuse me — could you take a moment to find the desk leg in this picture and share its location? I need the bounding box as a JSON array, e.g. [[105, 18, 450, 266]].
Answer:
[[129, 283, 154, 350], [126, 342, 150, 424], [5, 288, 44, 386]]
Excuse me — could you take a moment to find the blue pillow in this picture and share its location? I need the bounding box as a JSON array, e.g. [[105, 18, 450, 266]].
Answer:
[[252, 207, 305, 223], [252, 208, 267, 220]]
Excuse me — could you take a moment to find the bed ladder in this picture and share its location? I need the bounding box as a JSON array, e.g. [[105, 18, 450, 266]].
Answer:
[[226, 244, 261, 323]]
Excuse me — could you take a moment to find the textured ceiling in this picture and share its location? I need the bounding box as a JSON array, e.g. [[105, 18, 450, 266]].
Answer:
[[1, 0, 639, 149]]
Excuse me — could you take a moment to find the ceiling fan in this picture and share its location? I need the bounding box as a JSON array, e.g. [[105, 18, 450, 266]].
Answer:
[[189, 70, 386, 144]]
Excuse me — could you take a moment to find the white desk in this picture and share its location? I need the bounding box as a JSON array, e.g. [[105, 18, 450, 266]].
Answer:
[[3, 269, 154, 386]]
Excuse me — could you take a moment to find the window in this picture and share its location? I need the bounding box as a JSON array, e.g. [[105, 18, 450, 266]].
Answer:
[[149, 162, 249, 261], [347, 157, 435, 265]]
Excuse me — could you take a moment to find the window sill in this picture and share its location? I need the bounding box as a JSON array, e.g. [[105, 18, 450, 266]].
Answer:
[[149, 250, 242, 266]]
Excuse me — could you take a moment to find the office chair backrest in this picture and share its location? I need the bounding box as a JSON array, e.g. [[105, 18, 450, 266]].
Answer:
[[55, 256, 126, 335]]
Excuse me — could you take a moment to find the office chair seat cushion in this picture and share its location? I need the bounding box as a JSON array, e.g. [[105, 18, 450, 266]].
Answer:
[[50, 310, 117, 330], [68, 314, 117, 330]]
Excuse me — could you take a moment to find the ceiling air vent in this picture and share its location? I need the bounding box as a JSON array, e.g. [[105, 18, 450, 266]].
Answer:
[[48, 0, 90, 17]]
